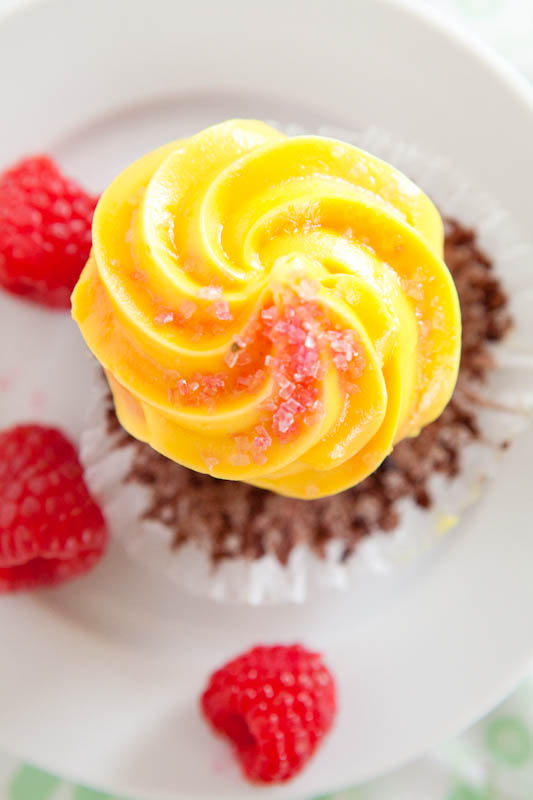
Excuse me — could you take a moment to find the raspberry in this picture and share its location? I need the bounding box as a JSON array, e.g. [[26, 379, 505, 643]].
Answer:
[[0, 156, 98, 308], [0, 425, 108, 592], [201, 644, 336, 783]]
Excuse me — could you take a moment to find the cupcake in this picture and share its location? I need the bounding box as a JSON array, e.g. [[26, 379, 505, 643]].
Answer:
[[73, 120, 527, 603]]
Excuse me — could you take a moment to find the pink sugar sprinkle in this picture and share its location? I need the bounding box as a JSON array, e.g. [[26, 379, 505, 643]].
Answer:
[[295, 278, 318, 300], [234, 435, 251, 453], [249, 369, 265, 391], [224, 336, 247, 368], [295, 386, 318, 410], [253, 425, 272, 452], [286, 322, 306, 346], [302, 397, 323, 425], [224, 349, 239, 368], [236, 349, 252, 367], [230, 452, 251, 466], [326, 330, 357, 371], [198, 285, 222, 300], [210, 300, 233, 321], [403, 279, 425, 302], [154, 309, 174, 325], [236, 369, 265, 392], [273, 319, 289, 336], [203, 454, 219, 471], [236, 373, 251, 390], [293, 346, 320, 381], [418, 318, 432, 338], [330, 336, 353, 358], [201, 374, 226, 396], [168, 379, 190, 402], [284, 398, 304, 414], [260, 398, 277, 412], [261, 306, 277, 324], [273, 398, 304, 435], [273, 408, 294, 434], [252, 451, 268, 465], [346, 381, 361, 394], [179, 299, 197, 319], [278, 375, 295, 400], [332, 353, 348, 370]]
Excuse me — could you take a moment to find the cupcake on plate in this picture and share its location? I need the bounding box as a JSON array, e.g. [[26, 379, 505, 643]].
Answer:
[[73, 119, 529, 603]]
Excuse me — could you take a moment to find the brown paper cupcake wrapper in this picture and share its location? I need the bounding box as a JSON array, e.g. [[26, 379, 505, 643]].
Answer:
[[80, 126, 533, 604]]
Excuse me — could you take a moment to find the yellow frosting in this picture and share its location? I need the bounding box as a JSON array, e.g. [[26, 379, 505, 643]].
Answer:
[[72, 120, 461, 499]]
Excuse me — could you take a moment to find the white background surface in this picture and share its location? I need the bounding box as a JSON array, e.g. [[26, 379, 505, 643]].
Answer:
[[0, 2, 532, 800]]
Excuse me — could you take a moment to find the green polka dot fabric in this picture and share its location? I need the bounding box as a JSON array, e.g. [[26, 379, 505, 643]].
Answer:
[[0, 0, 531, 798]]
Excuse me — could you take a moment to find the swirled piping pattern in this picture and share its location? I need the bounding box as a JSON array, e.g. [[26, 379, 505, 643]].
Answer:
[[72, 120, 461, 499]]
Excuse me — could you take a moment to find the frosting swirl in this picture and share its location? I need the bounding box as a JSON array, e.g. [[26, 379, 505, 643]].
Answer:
[[72, 120, 461, 499]]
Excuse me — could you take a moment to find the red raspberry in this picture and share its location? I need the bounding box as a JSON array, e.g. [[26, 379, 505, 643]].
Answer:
[[0, 424, 108, 592], [201, 644, 337, 783], [0, 156, 98, 309]]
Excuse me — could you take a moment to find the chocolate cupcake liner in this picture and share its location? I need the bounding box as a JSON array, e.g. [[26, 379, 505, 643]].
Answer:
[[80, 126, 533, 604]]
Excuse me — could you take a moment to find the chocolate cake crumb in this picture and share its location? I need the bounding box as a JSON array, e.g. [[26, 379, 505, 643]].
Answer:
[[108, 218, 512, 565]]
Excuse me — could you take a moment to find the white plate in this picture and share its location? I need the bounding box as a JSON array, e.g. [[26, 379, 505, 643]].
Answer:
[[0, 0, 533, 798]]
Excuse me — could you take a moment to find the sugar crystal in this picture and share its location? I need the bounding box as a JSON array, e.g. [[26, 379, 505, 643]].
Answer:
[[198, 285, 222, 300], [210, 300, 232, 321], [154, 309, 174, 325]]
